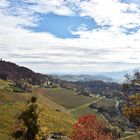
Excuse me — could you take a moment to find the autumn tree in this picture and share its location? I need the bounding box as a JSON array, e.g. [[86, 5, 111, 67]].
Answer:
[[13, 96, 40, 140], [72, 115, 119, 140], [122, 69, 140, 127]]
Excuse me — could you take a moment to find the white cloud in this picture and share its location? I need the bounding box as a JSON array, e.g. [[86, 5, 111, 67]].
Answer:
[[0, 0, 140, 73], [79, 0, 140, 28], [0, 0, 9, 8], [25, 0, 74, 16]]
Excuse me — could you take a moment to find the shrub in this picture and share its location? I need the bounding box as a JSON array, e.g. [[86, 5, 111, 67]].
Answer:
[[72, 115, 114, 140]]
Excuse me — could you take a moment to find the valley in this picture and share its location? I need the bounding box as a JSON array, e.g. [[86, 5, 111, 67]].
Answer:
[[0, 60, 140, 140], [1, 0, 140, 139]]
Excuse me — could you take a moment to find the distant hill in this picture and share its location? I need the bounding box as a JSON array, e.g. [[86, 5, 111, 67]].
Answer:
[[0, 60, 52, 92], [53, 69, 135, 83], [53, 74, 114, 82], [0, 60, 122, 97], [100, 69, 135, 82]]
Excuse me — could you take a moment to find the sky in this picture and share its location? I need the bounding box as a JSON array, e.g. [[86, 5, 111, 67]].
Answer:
[[0, 0, 140, 74]]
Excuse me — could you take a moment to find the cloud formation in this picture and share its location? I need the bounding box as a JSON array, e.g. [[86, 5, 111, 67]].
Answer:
[[0, 0, 140, 73]]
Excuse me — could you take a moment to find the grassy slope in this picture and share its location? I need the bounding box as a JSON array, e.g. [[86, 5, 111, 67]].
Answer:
[[36, 87, 110, 128], [0, 80, 139, 140], [0, 80, 75, 140], [0, 80, 13, 91], [35, 87, 97, 109], [70, 97, 109, 126], [35, 87, 112, 124]]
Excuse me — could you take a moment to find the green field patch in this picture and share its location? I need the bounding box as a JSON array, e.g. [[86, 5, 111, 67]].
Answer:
[[70, 99, 109, 126], [36, 87, 97, 109]]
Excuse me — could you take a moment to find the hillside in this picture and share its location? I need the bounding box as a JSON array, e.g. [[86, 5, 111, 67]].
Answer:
[[35, 87, 97, 109], [0, 80, 115, 139], [0, 81, 139, 140], [0, 60, 46, 84], [0, 80, 75, 140], [0, 60, 122, 99], [0, 61, 139, 140]]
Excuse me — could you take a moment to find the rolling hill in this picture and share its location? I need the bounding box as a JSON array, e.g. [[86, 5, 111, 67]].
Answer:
[[0, 60, 139, 140], [0, 80, 75, 139], [0, 60, 47, 85]]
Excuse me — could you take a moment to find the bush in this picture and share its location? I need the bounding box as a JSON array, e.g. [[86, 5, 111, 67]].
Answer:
[[72, 115, 115, 140]]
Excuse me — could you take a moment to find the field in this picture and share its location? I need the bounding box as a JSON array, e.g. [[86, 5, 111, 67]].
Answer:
[[70, 101, 109, 126], [0, 80, 139, 140], [0, 93, 75, 139], [35, 87, 97, 109], [120, 132, 140, 140], [91, 97, 117, 109], [0, 80, 75, 139], [36, 87, 110, 126], [0, 83, 105, 139]]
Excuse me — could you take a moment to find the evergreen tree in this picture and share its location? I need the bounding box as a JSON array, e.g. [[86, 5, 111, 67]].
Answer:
[[13, 96, 40, 140]]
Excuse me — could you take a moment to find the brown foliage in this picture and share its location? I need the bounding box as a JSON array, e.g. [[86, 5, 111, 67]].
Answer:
[[123, 70, 140, 127]]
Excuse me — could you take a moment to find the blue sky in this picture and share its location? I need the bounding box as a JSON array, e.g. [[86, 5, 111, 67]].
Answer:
[[0, 0, 140, 74], [27, 13, 96, 38]]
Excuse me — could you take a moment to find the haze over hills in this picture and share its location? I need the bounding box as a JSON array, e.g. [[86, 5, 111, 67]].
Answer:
[[53, 69, 134, 83], [53, 74, 114, 82], [0, 59, 134, 84], [100, 69, 135, 82]]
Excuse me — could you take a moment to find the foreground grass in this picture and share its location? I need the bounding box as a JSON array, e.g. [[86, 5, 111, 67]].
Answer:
[[0, 85, 75, 139]]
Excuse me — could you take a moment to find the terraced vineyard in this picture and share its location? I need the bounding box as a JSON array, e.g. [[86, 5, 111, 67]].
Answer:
[[35, 87, 97, 109], [0, 80, 75, 139], [0, 80, 139, 140]]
